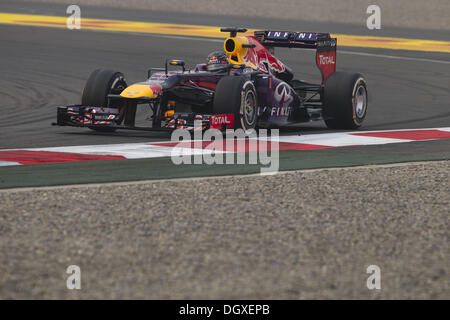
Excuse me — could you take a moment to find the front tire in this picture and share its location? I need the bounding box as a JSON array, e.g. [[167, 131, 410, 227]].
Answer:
[[81, 69, 127, 132], [323, 72, 368, 129], [213, 76, 258, 132]]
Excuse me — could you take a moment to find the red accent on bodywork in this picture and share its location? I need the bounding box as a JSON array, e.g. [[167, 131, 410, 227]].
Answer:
[[149, 85, 162, 95], [209, 114, 235, 129], [242, 36, 286, 73], [0, 150, 125, 165], [353, 130, 450, 141], [316, 50, 336, 84]]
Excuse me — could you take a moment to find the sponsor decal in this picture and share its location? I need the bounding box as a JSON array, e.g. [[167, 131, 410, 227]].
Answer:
[[316, 49, 337, 83], [296, 32, 317, 41], [209, 114, 234, 129], [274, 82, 293, 107], [318, 54, 335, 65], [242, 38, 286, 73], [270, 106, 291, 117]]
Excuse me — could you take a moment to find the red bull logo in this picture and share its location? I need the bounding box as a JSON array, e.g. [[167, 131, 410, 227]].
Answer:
[[149, 85, 162, 95], [242, 36, 285, 73]]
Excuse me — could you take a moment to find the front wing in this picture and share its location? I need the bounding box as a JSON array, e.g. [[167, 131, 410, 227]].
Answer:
[[54, 105, 235, 132]]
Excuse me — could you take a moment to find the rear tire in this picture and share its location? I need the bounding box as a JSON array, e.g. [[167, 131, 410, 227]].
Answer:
[[323, 72, 368, 129], [81, 69, 127, 132], [213, 76, 258, 132]]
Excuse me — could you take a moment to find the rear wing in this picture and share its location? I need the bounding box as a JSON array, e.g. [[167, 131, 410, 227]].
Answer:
[[254, 30, 337, 84]]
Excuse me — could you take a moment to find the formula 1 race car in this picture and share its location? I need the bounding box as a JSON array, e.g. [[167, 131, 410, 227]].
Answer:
[[54, 27, 368, 133]]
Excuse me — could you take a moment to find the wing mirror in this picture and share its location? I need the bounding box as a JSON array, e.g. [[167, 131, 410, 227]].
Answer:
[[166, 59, 185, 73]]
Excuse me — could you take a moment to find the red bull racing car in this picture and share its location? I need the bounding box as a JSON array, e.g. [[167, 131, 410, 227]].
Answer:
[[54, 27, 368, 132]]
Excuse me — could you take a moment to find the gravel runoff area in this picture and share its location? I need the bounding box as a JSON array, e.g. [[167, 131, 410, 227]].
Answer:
[[16, 0, 450, 31], [0, 161, 448, 299]]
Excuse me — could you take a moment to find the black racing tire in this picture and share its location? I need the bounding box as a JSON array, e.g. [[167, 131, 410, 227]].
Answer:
[[81, 69, 127, 132], [323, 72, 368, 129], [213, 76, 258, 132]]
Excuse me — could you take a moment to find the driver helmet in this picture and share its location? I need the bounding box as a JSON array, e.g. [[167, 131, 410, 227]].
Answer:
[[206, 51, 228, 71]]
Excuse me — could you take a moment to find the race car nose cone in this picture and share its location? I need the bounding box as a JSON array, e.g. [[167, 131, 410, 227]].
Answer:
[[120, 84, 160, 98]]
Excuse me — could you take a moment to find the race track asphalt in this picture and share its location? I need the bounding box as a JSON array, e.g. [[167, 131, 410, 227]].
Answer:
[[0, 1, 449, 150]]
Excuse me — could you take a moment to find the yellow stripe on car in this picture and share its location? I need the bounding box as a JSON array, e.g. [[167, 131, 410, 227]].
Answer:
[[120, 84, 158, 98]]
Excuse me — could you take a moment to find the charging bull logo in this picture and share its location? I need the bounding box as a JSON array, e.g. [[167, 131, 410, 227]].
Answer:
[[242, 38, 285, 73]]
